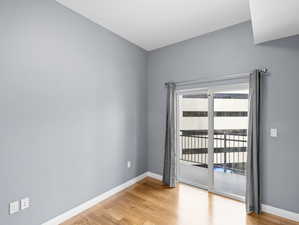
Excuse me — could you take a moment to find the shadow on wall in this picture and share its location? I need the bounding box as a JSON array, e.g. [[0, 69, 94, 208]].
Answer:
[[259, 35, 299, 50]]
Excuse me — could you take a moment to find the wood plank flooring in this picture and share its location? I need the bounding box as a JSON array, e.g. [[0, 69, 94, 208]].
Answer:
[[61, 177, 298, 225]]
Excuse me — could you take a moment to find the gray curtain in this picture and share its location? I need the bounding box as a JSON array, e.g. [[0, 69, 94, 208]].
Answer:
[[246, 70, 262, 214], [163, 82, 177, 187]]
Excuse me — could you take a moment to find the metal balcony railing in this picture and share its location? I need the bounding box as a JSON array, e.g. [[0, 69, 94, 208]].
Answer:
[[180, 129, 247, 175]]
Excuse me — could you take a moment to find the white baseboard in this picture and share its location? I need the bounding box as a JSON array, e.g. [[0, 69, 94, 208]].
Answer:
[[262, 204, 299, 222], [41, 171, 298, 224], [146, 171, 162, 181], [41, 172, 148, 225]]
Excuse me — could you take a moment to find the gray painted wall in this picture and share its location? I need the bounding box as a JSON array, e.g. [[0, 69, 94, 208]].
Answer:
[[0, 1, 147, 225], [1, 2, 299, 224], [147, 22, 299, 213]]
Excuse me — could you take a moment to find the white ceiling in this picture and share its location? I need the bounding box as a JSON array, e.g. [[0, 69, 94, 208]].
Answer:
[[250, 0, 299, 44], [56, 0, 299, 50], [56, 0, 251, 50]]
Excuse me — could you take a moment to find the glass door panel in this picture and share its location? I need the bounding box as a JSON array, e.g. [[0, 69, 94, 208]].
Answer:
[[213, 88, 249, 197], [178, 92, 209, 188]]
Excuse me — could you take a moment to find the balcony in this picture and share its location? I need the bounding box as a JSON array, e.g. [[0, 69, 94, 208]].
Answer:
[[180, 129, 247, 175]]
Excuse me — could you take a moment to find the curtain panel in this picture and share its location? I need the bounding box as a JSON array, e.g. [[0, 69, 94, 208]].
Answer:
[[163, 82, 177, 187], [246, 70, 262, 214]]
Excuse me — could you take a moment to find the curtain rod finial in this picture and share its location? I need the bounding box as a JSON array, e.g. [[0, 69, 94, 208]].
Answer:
[[260, 68, 268, 73]]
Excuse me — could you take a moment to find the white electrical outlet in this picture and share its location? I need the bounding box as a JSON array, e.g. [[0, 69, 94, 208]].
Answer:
[[127, 161, 131, 168], [21, 197, 30, 210], [270, 128, 278, 137], [9, 201, 19, 215]]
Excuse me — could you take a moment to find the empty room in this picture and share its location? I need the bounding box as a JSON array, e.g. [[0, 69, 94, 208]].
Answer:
[[1, 0, 299, 225]]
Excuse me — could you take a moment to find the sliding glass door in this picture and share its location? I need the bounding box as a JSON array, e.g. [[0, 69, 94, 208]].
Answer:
[[177, 84, 249, 200]]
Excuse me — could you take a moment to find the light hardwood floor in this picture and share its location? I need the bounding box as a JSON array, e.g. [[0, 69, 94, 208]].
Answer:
[[61, 177, 298, 225]]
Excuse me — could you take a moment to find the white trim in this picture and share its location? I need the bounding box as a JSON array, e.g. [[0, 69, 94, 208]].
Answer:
[[41, 172, 148, 225], [174, 72, 250, 87], [210, 188, 245, 202], [146, 172, 163, 181], [179, 178, 209, 190], [207, 90, 214, 190], [175, 94, 182, 187], [262, 204, 299, 222]]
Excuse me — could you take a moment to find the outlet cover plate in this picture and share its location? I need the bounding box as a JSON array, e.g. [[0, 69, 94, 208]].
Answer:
[[21, 197, 30, 210], [9, 201, 19, 215], [270, 128, 278, 137], [127, 161, 131, 168]]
